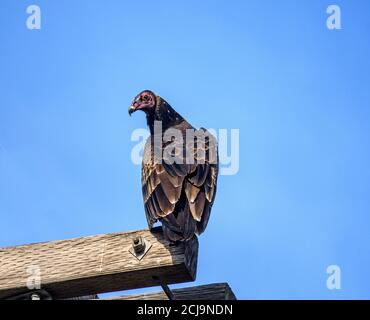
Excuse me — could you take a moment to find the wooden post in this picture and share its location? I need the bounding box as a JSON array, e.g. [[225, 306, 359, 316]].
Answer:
[[0, 227, 198, 300], [105, 283, 237, 300]]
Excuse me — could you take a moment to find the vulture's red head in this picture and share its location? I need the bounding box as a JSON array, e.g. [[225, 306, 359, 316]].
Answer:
[[128, 90, 157, 116]]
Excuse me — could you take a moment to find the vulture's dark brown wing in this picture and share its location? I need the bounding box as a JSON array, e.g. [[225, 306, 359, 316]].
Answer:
[[141, 125, 218, 239]]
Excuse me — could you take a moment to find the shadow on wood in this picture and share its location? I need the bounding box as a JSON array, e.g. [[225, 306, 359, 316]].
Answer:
[[105, 283, 237, 300]]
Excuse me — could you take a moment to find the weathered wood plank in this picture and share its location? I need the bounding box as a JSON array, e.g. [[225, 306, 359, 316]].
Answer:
[[0, 227, 198, 300], [106, 283, 236, 300]]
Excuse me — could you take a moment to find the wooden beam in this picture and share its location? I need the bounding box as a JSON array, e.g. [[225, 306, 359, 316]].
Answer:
[[0, 227, 198, 300], [106, 283, 236, 300]]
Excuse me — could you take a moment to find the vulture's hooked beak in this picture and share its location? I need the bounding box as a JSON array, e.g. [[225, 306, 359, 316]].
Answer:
[[128, 105, 136, 116]]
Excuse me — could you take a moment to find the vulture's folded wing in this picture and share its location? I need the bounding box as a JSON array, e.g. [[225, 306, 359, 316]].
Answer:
[[141, 128, 218, 234]]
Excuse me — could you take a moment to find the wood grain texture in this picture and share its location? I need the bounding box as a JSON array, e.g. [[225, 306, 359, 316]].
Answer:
[[0, 227, 198, 300], [106, 283, 236, 300]]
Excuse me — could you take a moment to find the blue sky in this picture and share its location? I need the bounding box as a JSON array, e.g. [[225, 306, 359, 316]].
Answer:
[[1, 0, 370, 299]]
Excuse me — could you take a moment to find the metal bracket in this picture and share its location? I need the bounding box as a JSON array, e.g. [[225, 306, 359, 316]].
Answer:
[[128, 236, 152, 261], [151, 276, 176, 300], [160, 283, 176, 300], [6, 289, 52, 300]]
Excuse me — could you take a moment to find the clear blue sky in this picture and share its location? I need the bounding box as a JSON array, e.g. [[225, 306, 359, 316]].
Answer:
[[1, 0, 370, 299]]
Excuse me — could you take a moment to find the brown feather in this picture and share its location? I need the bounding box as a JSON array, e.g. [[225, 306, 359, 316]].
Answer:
[[196, 200, 211, 234], [185, 181, 201, 203], [158, 172, 183, 204], [154, 184, 175, 215], [189, 190, 206, 222], [188, 164, 209, 187]]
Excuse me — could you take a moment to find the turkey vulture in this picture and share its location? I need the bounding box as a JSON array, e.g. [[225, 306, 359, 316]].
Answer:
[[129, 90, 218, 242]]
